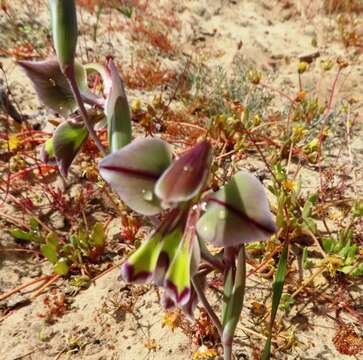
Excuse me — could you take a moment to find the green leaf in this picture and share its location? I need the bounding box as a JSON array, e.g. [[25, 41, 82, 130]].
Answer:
[[261, 242, 289, 360], [10, 229, 37, 242], [302, 217, 317, 233], [54, 258, 69, 275], [46, 232, 59, 250], [29, 217, 40, 231], [53, 120, 88, 177], [62, 244, 74, 254], [90, 223, 105, 249], [322, 237, 335, 253], [197, 171, 277, 247], [351, 262, 363, 277], [99, 138, 172, 215], [302, 246, 313, 269], [41, 243, 58, 264], [279, 293, 294, 312], [302, 200, 312, 218]]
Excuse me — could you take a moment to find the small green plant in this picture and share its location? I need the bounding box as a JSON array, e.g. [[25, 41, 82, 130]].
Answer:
[[11, 221, 106, 276]]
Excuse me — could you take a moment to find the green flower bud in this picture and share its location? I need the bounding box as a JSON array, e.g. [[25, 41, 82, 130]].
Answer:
[[49, 0, 78, 70]]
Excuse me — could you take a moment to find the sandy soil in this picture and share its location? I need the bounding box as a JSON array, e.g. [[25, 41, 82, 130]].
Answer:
[[0, 1, 362, 359]]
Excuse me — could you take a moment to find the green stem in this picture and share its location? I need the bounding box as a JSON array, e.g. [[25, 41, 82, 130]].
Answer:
[[222, 245, 246, 360], [64, 64, 107, 155], [261, 242, 289, 360]]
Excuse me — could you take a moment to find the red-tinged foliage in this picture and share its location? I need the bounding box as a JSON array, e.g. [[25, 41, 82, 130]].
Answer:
[[121, 61, 176, 90], [37, 289, 68, 324], [192, 309, 220, 346], [333, 323, 363, 356], [130, 16, 175, 55]]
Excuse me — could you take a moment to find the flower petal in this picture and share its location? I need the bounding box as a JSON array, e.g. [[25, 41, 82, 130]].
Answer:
[[155, 140, 212, 205], [196, 171, 277, 247], [164, 206, 201, 306], [120, 231, 164, 283], [99, 138, 172, 215], [120, 210, 183, 284]]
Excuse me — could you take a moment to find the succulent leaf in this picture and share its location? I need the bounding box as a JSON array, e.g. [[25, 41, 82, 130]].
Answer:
[[197, 171, 277, 247], [155, 140, 212, 205], [99, 138, 172, 215]]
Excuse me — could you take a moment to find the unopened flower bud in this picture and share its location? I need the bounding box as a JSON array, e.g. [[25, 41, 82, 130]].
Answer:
[[49, 0, 78, 71]]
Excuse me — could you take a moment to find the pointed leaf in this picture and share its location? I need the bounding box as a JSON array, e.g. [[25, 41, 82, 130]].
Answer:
[[53, 120, 88, 177], [155, 140, 212, 205], [105, 58, 132, 152], [99, 138, 172, 215], [17, 58, 98, 116], [197, 171, 277, 247], [10, 229, 37, 242]]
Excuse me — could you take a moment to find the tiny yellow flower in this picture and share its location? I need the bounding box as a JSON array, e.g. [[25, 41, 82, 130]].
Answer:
[[193, 345, 218, 359], [7, 134, 21, 151], [162, 310, 181, 332], [283, 180, 297, 192], [131, 99, 141, 113], [298, 61, 309, 74]]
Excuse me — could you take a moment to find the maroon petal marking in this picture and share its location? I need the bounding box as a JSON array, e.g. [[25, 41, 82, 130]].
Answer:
[[120, 261, 152, 284], [207, 197, 277, 235], [165, 279, 191, 306]]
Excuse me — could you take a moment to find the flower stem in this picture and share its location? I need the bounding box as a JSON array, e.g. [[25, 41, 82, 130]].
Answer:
[[222, 245, 246, 360], [64, 64, 107, 155], [192, 275, 223, 336]]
